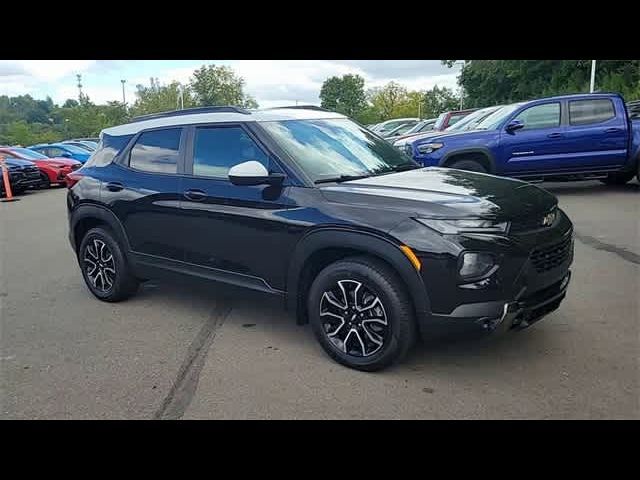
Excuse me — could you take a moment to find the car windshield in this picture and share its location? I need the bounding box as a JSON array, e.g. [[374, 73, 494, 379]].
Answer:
[[261, 118, 418, 183], [445, 107, 499, 132], [405, 120, 435, 135], [58, 144, 89, 154], [474, 103, 524, 130], [6, 147, 49, 160]]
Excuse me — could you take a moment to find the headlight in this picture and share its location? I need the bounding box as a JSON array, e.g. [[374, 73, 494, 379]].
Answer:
[[417, 142, 444, 155], [459, 252, 497, 279], [415, 218, 509, 234]]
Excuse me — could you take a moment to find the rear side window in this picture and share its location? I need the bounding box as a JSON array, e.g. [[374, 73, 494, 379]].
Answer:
[[513, 103, 560, 130], [192, 126, 269, 178], [129, 128, 182, 174], [569, 99, 615, 125], [84, 133, 134, 167]]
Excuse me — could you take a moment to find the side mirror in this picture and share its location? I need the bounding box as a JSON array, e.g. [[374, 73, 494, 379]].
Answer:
[[505, 120, 525, 133], [228, 160, 285, 186]]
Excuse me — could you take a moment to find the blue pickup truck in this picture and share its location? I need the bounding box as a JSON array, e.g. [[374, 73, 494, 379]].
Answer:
[[402, 93, 640, 184]]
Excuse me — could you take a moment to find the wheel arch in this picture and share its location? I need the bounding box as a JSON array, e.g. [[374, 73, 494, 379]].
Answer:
[[440, 147, 497, 173], [70, 204, 132, 257], [286, 228, 430, 325]]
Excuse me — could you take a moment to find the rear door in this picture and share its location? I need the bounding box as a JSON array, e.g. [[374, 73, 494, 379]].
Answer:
[[500, 101, 567, 174], [102, 127, 187, 262], [561, 97, 628, 169]]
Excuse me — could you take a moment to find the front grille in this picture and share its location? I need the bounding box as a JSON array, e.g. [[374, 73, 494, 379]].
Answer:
[[530, 235, 573, 273], [511, 208, 557, 233]]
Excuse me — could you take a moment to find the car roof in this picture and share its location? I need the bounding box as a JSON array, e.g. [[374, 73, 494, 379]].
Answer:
[[103, 106, 347, 137]]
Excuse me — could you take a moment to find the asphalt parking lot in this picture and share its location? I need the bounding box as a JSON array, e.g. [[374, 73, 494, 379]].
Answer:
[[1, 180, 638, 419]]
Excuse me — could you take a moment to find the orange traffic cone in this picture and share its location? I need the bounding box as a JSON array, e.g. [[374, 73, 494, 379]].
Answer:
[[1, 154, 20, 203]]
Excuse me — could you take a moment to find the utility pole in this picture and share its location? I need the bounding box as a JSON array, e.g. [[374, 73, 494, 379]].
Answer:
[[590, 60, 597, 93], [121, 79, 126, 105], [454, 61, 465, 110], [76, 74, 83, 100]]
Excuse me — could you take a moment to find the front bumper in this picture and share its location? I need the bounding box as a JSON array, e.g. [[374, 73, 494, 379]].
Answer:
[[419, 270, 571, 340]]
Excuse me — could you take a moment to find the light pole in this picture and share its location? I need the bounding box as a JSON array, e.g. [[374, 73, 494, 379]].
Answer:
[[121, 79, 126, 105], [589, 60, 596, 93], [454, 61, 465, 110]]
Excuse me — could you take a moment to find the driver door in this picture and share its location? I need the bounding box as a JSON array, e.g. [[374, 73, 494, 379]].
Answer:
[[178, 123, 293, 292]]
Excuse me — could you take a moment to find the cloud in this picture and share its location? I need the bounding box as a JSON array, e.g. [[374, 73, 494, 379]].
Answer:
[[0, 60, 461, 107]]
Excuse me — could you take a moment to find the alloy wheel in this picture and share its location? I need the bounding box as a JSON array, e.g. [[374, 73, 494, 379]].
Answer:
[[319, 279, 388, 357], [84, 238, 116, 292]]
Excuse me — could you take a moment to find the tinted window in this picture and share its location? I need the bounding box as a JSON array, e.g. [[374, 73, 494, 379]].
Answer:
[[47, 148, 64, 157], [84, 134, 134, 167], [261, 118, 416, 183], [192, 126, 269, 178], [129, 128, 181, 174], [9, 147, 49, 160], [569, 99, 615, 125], [513, 103, 560, 130]]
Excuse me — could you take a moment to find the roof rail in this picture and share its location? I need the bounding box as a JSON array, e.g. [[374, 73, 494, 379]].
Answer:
[[268, 105, 332, 112], [129, 106, 252, 123]]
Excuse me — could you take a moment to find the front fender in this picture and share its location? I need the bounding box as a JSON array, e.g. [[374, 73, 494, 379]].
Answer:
[[286, 228, 431, 321]]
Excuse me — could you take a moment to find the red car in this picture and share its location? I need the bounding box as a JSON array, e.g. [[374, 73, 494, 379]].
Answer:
[[433, 108, 478, 131], [0, 146, 82, 188]]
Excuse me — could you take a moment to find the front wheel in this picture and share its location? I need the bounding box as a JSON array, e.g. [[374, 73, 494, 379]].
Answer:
[[78, 227, 139, 302], [39, 172, 51, 189], [308, 256, 416, 371], [448, 159, 488, 173]]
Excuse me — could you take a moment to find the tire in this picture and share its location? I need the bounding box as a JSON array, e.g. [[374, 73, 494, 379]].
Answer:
[[78, 227, 139, 302], [39, 172, 51, 189], [448, 159, 488, 173], [599, 171, 635, 185], [308, 256, 416, 372]]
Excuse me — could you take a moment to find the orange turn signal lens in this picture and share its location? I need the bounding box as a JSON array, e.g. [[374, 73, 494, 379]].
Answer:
[[400, 245, 422, 271]]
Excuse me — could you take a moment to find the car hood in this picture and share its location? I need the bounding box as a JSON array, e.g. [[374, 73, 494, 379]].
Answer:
[[3, 158, 36, 168], [319, 167, 557, 220], [405, 128, 494, 146], [45, 157, 81, 167], [393, 130, 444, 146]]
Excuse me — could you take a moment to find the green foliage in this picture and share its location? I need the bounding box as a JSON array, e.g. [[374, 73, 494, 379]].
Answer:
[[190, 65, 258, 109], [320, 74, 367, 118], [443, 60, 640, 107], [0, 63, 257, 146]]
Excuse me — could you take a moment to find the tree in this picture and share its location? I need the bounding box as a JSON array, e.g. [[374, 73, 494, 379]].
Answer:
[[130, 78, 195, 117], [421, 85, 459, 118], [190, 65, 258, 108], [367, 82, 409, 119], [319, 74, 367, 117], [443, 60, 640, 107]]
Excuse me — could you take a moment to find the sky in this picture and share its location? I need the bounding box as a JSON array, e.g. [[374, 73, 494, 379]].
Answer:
[[0, 60, 461, 108]]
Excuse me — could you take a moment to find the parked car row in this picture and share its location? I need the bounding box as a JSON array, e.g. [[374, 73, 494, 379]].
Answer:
[[395, 93, 640, 185], [0, 141, 89, 195]]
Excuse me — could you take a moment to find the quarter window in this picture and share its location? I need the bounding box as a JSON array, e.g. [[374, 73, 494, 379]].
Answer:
[[513, 103, 560, 130], [569, 99, 615, 125], [192, 126, 269, 178], [129, 128, 181, 174]]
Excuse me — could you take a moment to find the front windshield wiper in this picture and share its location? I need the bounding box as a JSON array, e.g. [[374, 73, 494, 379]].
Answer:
[[314, 174, 372, 184]]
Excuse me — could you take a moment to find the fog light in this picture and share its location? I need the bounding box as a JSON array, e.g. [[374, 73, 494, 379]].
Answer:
[[459, 252, 496, 279]]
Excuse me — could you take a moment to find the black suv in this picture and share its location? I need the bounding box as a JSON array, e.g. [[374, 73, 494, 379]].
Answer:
[[67, 106, 574, 371]]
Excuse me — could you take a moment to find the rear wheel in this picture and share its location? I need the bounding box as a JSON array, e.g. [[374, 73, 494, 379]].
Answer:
[[78, 227, 139, 302], [448, 159, 488, 173], [308, 256, 416, 372], [600, 171, 635, 185]]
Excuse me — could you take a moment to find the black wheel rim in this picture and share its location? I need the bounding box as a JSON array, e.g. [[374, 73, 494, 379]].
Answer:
[[319, 279, 388, 357], [84, 238, 116, 292]]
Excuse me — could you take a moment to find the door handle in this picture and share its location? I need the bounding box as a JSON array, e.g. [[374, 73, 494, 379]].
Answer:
[[105, 182, 124, 192], [547, 132, 563, 139], [183, 189, 207, 201], [605, 127, 621, 133]]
